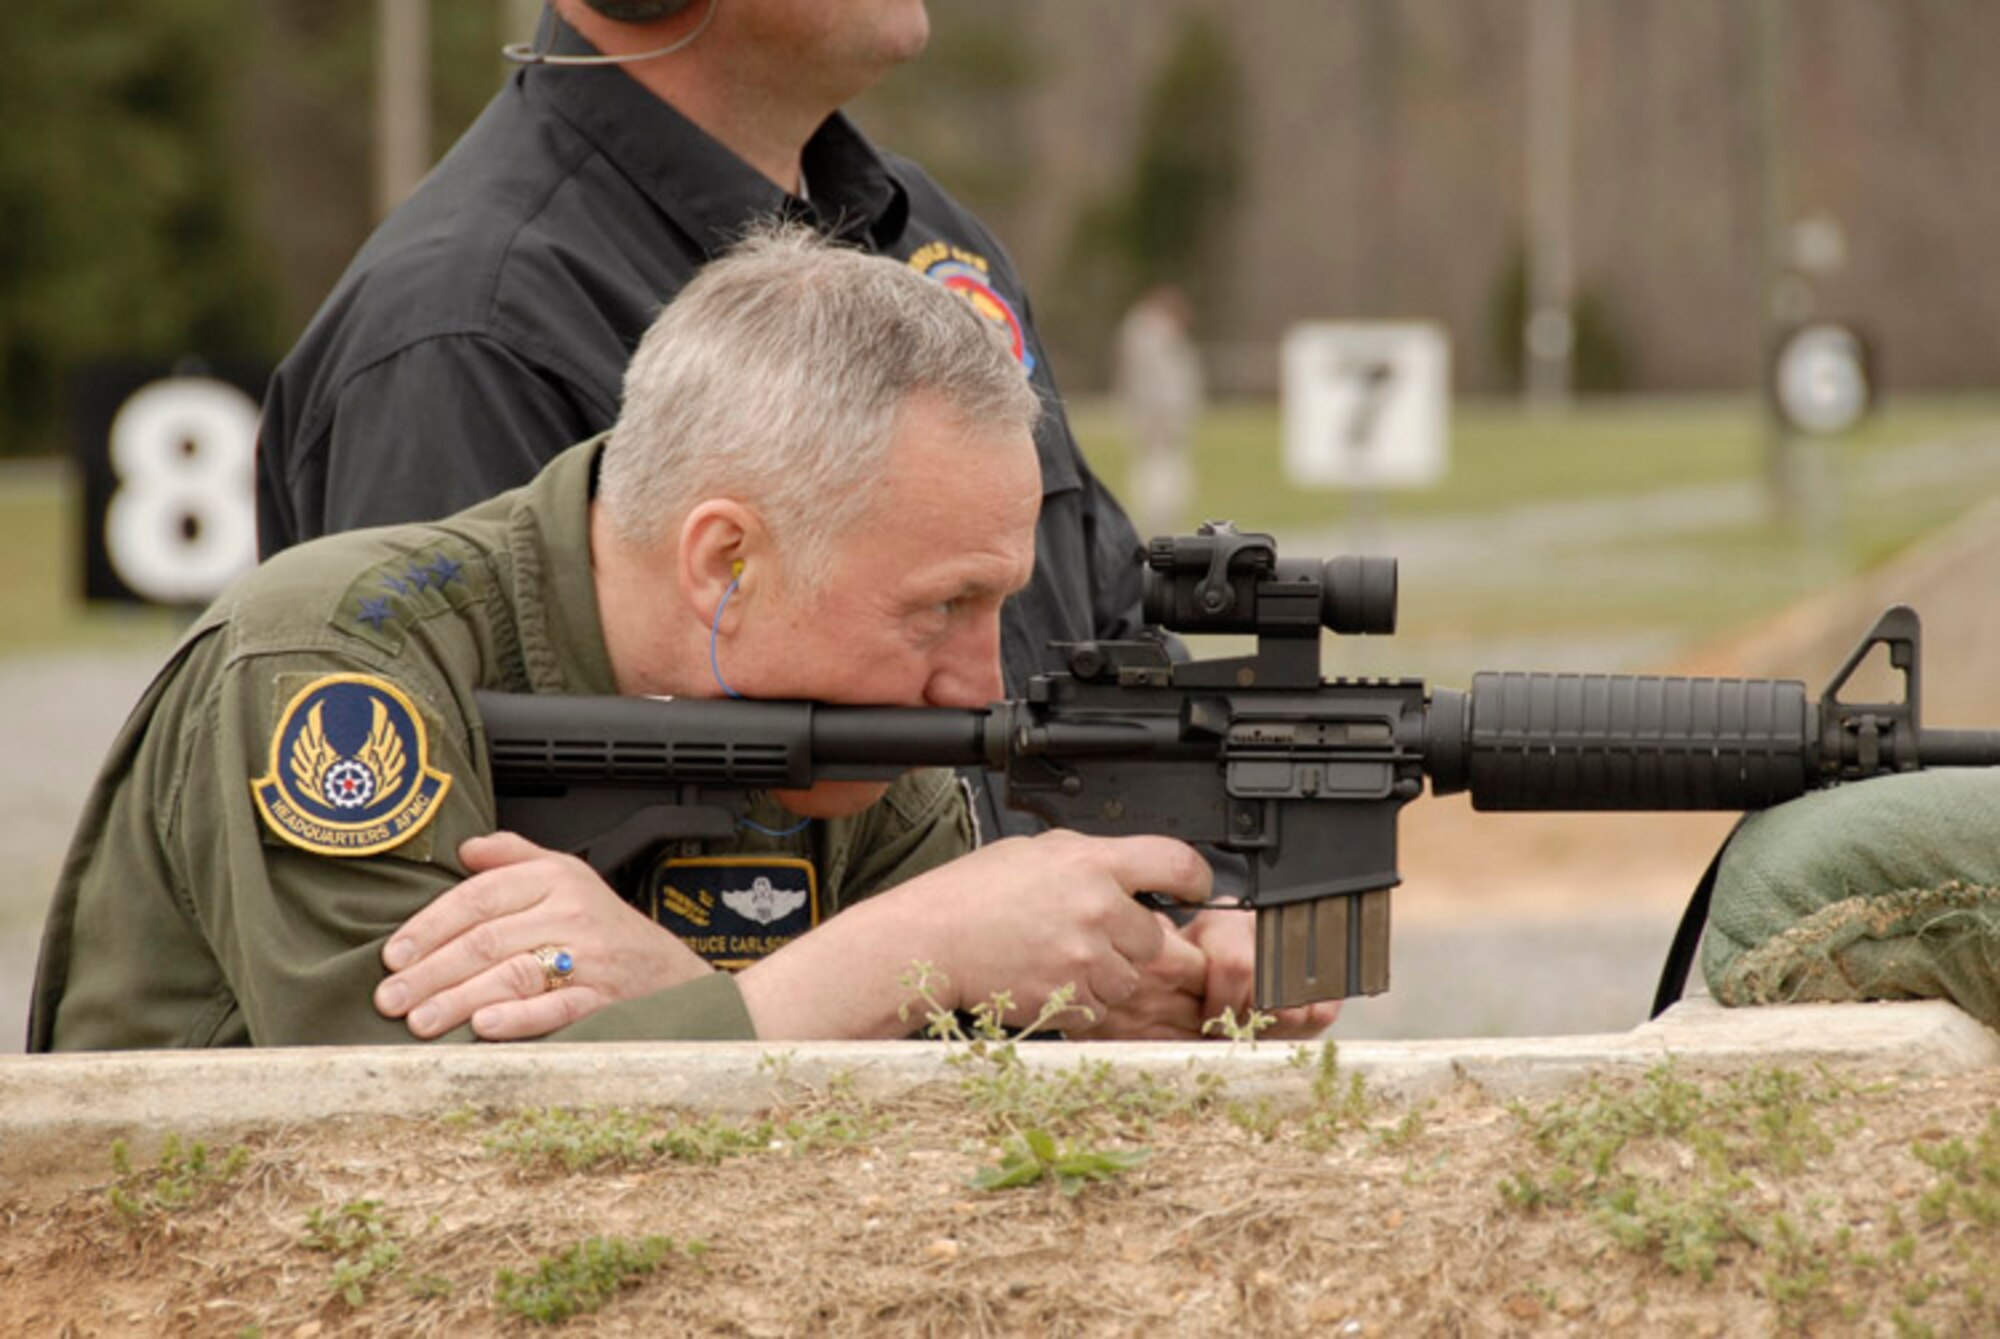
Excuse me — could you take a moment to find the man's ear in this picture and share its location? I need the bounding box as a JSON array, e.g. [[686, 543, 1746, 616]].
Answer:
[[677, 499, 765, 628]]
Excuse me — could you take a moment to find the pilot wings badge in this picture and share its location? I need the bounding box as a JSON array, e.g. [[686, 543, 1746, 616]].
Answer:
[[721, 876, 810, 927], [251, 673, 451, 857]]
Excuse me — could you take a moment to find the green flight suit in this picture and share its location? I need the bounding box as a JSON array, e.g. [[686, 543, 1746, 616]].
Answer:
[[29, 440, 972, 1050]]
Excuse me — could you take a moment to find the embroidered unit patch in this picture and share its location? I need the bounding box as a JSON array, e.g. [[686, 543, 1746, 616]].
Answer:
[[650, 856, 819, 971], [907, 240, 1036, 373], [250, 674, 452, 857]]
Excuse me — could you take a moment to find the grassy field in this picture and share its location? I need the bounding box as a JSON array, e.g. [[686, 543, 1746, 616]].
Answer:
[[0, 461, 185, 660], [1073, 392, 2000, 679], [1069, 391, 2000, 530]]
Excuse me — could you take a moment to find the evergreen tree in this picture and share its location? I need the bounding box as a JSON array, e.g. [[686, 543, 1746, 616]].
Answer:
[[0, 3, 280, 455], [1047, 11, 1245, 388]]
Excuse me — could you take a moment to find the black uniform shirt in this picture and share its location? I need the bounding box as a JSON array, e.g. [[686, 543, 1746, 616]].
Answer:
[[257, 20, 1151, 805]]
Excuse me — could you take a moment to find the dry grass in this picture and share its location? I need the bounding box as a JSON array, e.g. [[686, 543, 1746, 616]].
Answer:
[[3, 1048, 1997, 1337]]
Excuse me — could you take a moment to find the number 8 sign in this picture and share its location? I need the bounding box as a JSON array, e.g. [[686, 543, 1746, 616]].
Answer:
[[76, 363, 264, 606]]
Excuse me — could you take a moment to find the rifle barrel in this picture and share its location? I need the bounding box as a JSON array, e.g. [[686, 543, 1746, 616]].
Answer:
[[1917, 728, 2000, 767], [1436, 671, 1818, 811]]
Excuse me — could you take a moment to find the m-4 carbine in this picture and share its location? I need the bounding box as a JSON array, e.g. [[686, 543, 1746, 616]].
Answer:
[[476, 523, 2000, 1010]]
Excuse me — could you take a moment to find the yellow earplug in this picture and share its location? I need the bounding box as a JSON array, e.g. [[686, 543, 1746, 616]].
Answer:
[[730, 560, 745, 580]]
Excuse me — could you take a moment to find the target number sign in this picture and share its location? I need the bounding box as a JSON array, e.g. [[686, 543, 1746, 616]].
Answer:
[[76, 364, 264, 606], [1282, 322, 1450, 489], [1771, 322, 1873, 436]]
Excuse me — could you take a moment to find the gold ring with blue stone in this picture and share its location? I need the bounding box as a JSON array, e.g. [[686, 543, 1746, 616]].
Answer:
[[532, 945, 575, 992]]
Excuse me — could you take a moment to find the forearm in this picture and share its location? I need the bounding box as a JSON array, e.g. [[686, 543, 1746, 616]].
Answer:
[[552, 973, 757, 1041], [735, 885, 952, 1040]]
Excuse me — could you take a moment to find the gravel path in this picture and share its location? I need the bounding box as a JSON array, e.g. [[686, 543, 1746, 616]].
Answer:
[[0, 646, 173, 1051], [1287, 423, 2000, 571]]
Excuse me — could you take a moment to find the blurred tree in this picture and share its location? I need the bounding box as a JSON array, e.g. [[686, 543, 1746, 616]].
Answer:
[[849, 2, 1040, 227], [0, 2, 509, 457], [242, 0, 503, 344], [1047, 10, 1245, 389], [0, 2, 280, 456], [1124, 11, 1245, 311]]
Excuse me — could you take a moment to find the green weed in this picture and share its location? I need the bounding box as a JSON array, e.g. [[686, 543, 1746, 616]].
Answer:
[[1497, 1063, 1851, 1291], [105, 1134, 249, 1224], [487, 1103, 875, 1174], [766, 1104, 886, 1154], [493, 1234, 700, 1325], [1909, 1111, 2000, 1229], [900, 964, 1191, 1199], [650, 1113, 782, 1165], [1513, 1064, 1842, 1203], [1300, 1041, 1370, 1148], [1484, 1063, 2000, 1330], [1373, 1107, 1428, 1151], [900, 963, 1218, 1138], [487, 1107, 656, 1171], [1763, 1213, 1834, 1323], [1595, 1179, 1754, 1283], [1201, 1005, 1275, 1044], [303, 1199, 405, 1307], [1890, 1307, 1937, 1339], [971, 1128, 1150, 1197], [1225, 1095, 1284, 1142]]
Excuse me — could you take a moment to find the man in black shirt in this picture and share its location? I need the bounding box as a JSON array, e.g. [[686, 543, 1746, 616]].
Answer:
[[257, 0, 1337, 1039], [258, 1, 1143, 703]]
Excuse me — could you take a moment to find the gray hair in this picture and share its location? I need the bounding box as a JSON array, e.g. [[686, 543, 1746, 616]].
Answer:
[[599, 225, 1043, 581]]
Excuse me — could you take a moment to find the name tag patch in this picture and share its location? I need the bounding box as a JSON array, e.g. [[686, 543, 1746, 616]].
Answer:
[[649, 857, 819, 971]]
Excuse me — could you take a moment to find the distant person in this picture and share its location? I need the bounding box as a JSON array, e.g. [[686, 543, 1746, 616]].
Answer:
[[36, 232, 1338, 1050], [1114, 284, 1205, 542]]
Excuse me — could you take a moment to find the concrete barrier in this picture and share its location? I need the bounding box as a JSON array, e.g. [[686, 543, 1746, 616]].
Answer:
[[2, 1000, 1993, 1146]]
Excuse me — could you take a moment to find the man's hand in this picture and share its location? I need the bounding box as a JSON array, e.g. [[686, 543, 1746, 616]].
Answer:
[[926, 830, 1214, 1029], [1181, 907, 1342, 1040], [1057, 912, 1210, 1040], [373, 832, 713, 1041], [734, 829, 1215, 1040]]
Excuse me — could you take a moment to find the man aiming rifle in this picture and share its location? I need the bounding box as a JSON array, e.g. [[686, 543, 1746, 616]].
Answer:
[[31, 229, 1337, 1051], [475, 526, 2000, 1023]]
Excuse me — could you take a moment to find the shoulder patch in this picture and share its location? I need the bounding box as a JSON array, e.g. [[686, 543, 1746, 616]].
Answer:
[[907, 239, 1035, 374], [250, 673, 452, 857]]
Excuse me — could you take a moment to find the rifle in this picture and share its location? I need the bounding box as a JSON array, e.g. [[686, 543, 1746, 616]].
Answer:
[[475, 523, 2000, 1010]]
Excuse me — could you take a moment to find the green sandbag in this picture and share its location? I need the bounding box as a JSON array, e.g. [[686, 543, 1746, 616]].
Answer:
[[1702, 768, 2000, 1029]]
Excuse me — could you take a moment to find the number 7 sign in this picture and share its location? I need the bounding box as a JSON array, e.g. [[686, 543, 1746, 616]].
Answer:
[[1281, 323, 1450, 489]]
